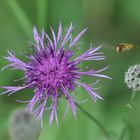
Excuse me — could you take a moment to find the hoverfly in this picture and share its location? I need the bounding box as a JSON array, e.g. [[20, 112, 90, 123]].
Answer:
[[115, 43, 134, 52]]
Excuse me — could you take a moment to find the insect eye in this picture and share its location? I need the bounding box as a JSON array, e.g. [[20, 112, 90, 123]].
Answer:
[[119, 47, 123, 51]]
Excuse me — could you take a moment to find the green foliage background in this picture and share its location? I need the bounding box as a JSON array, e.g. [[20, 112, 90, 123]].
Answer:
[[0, 0, 140, 140]]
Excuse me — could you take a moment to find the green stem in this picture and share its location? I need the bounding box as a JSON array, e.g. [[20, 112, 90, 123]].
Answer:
[[130, 90, 136, 108], [75, 103, 112, 140], [118, 124, 128, 140], [6, 0, 32, 38], [118, 90, 136, 140], [127, 90, 136, 114]]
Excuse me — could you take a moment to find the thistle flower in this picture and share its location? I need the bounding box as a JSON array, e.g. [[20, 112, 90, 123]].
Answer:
[[1, 23, 110, 125], [125, 64, 140, 91]]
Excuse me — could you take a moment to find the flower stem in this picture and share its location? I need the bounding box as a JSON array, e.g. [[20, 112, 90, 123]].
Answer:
[[130, 90, 136, 108], [118, 124, 128, 140], [118, 90, 136, 140], [75, 103, 112, 140]]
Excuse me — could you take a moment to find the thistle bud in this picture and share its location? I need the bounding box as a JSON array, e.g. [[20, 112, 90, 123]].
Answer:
[[9, 109, 41, 140]]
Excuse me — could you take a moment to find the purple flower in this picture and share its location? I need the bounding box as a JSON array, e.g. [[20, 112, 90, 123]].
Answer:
[[1, 23, 110, 125]]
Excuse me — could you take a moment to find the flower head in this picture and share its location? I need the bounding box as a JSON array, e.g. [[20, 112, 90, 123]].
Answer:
[[125, 64, 140, 91], [1, 23, 110, 125]]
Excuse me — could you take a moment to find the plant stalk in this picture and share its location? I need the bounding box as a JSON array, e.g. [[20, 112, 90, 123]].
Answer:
[[75, 103, 112, 140]]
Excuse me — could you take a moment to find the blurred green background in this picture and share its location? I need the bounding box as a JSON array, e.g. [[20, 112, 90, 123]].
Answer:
[[0, 0, 140, 140]]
